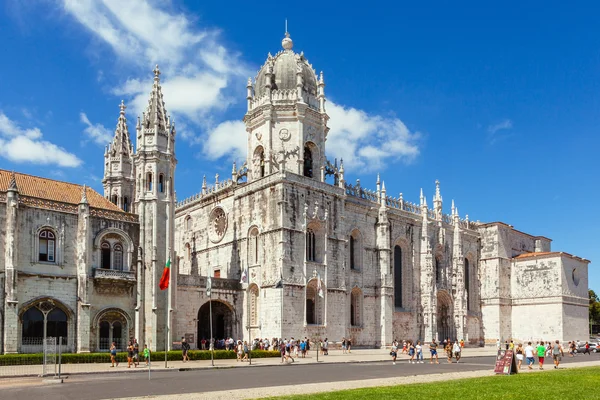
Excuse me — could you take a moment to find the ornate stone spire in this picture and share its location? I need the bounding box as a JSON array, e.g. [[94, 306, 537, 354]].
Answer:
[[8, 171, 18, 192], [142, 65, 170, 132], [110, 100, 132, 156]]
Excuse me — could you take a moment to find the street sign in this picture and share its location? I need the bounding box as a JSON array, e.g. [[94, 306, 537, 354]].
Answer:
[[494, 349, 518, 375]]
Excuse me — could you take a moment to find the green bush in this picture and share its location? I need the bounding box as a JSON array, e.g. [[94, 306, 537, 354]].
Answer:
[[0, 350, 280, 366]]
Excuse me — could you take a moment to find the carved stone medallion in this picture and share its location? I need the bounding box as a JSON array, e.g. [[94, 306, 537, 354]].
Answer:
[[209, 207, 227, 243]]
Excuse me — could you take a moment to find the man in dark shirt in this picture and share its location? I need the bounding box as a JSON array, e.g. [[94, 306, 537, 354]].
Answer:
[[429, 339, 439, 364], [133, 339, 140, 367], [181, 337, 190, 362]]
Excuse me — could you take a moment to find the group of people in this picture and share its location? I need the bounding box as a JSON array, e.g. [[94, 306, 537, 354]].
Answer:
[[513, 340, 565, 370], [390, 338, 464, 365], [109, 338, 151, 368]]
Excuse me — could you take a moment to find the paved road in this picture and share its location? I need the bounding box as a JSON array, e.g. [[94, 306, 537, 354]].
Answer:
[[3, 354, 598, 400]]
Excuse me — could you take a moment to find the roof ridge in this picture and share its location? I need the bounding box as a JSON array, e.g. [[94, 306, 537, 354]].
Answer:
[[0, 168, 87, 187]]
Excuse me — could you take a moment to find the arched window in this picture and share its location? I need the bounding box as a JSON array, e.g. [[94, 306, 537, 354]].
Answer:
[[306, 228, 316, 262], [123, 197, 129, 212], [46, 308, 68, 340], [112, 321, 123, 349], [260, 152, 265, 178], [113, 244, 123, 271], [350, 236, 356, 270], [185, 216, 192, 231], [350, 288, 362, 326], [111, 195, 118, 205], [146, 172, 153, 191], [39, 229, 56, 262], [101, 242, 111, 269], [249, 228, 259, 265], [159, 174, 164, 193], [185, 243, 191, 262], [394, 245, 402, 308], [465, 258, 470, 311], [303, 146, 313, 178], [349, 230, 361, 270], [99, 321, 110, 350], [22, 307, 44, 342], [22, 301, 69, 349]]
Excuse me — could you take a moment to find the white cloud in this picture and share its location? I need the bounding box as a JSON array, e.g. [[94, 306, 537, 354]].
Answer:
[[80, 112, 112, 145], [326, 102, 420, 172], [487, 119, 513, 144], [203, 120, 247, 160], [61, 0, 249, 138], [0, 112, 81, 167]]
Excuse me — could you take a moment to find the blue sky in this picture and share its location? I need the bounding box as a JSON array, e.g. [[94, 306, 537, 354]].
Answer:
[[1, 1, 598, 290]]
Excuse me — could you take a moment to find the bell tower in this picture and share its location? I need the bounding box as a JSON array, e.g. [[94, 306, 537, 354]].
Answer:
[[133, 65, 177, 351], [243, 31, 329, 181]]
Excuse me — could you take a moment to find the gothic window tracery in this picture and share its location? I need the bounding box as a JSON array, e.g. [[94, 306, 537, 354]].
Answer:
[[100, 238, 126, 271], [306, 229, 316, 262], [249, 284, 259, 326], [38, 229, 55, 263], [21, 301, 68, 347], [349, 230, 362, 270], [249, 228, 259, 265], [113, 244, 123, 271], [185, 216, 192, 231], [305, 279, 325, 325]]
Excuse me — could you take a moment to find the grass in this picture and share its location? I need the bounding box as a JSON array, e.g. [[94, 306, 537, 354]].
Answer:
[[267, 366, 599, 400]]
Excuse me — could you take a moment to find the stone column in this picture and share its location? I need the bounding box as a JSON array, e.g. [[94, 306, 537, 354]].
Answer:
[[452, 206, 466, 342], [3, 176, 19, 353], [419, 191, 435, 342], [376, 183, 392, 348], [76, 186, 91, 352]]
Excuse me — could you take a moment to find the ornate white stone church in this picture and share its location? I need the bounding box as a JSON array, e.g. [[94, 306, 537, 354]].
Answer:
[[0, 32, 590, 353]]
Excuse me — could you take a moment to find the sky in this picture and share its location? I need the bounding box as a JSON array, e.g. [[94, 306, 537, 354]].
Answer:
[[0, 1, 598, 290]]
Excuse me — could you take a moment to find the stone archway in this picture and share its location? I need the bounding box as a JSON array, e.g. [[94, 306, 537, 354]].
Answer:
[[197, 301, 234, 345], [436, 290, 454, 342]]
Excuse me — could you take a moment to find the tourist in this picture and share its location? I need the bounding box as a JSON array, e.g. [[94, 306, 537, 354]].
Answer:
[[453, 340, 461, 363], [390, 340, 398, 365], [237, 340, 243, 361], [110, 341, 118, 367], [347, 338, 352, 353], [460, 339, 465, 348], [181, 337, 190, 362], [408, 341, 415, 363], [505, 340, 509, 350], [306, 337, 311, 356], [524, 342, 535, 370], [515, 343, 524, 370], [280, 340, 286, 363], [552, 340, 564, 369], [201, 337, 206, 350], [342, 337, 347, 354], [416, 340, 424, 363], [402, 340, 408, 354], [570, 341, 576, 356], [300, 340, 306, 358], [242, 340, 249, 361], [127, 341, 134, 368], [323, 338, 329, 355], [429, 339, 439, 364], [509, 340, 514, 350], [445, 340, 453, 363], [133, 339, 140, 367], [537, 341, 546, 370], [143, 344, 151, 366], [583, 342, 591, 355]]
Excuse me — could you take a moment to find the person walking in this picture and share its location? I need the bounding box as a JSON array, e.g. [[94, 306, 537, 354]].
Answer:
[[429, 339, 439, 364], [408, 341, 416, 364], [524, 342, 535, 370], [110, 341, 118, 367], [390, 340, 398, 365], [127, 341, 134, 368], [552, 340, 564, 369], [347, 338, 352, 353], [280, 340, 286, 363], [143, 344, 151, 366], [536, 341, 546, 370], [416, 340, 424, 363], [402, 340, 408, 354], [133, 339, 140, 367], [323, 338, 329, 355], [515, 343, 524, 370], [242, 341, 249, 361], [445, 340, 453, 363], [583, 342, 591, 355], [342, 337, 347, 354], [453, 340, 462, 363], [181, 337, 190, 362]]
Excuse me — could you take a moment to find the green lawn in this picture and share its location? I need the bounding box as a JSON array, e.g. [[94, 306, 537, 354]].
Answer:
[[267, 366, 599, 400]]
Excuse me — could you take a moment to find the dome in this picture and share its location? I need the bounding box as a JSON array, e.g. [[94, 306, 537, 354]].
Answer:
[[254, 33, 318, 98]]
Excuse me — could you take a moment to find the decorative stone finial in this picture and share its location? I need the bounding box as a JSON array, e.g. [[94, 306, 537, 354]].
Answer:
[[451, 199, 456, 216], [119, 100, 126, 115], [202, 175, 207, 191], [153, 64, 161, 80], [8, 171, 18, 191], [80, 184, 88, 204], [282, 31, 293, 50]]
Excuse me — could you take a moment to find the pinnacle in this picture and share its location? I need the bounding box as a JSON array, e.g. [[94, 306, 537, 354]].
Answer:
[[8, 171, 18, 191]]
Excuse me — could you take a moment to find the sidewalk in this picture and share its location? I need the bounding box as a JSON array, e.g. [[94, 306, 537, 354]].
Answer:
[[0, 347, 500, 378]]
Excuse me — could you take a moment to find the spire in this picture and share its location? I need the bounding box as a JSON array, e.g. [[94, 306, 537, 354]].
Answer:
[[433, 179, 443, 219], [80, 184, 88, 204], [8, 171, 18, 192], [142, 65, 170, 132], [111, 100, 132, 156], [282, 31, 293, 50], [451, 199, 456, 216], [420, 188, 424, 206]]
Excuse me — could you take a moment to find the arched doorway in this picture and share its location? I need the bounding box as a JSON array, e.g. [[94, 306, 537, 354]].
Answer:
[[436, 290, 454, 341], [197, 301, 234, 344], [94, 308, 130, 352]]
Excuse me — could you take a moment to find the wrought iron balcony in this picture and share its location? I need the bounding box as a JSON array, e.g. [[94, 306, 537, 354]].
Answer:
[[93, 268, 136, 282]]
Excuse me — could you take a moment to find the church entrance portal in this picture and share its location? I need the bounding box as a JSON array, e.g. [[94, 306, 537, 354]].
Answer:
[[436, 291, 454, 341], [197, 301, 234, 344]]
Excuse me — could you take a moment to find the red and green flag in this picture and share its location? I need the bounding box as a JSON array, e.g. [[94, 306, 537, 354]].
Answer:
[[159, 258, 171, 290]]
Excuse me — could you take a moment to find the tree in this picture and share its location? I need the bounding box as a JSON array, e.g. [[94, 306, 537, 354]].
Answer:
[[589, 290, 600, 327]]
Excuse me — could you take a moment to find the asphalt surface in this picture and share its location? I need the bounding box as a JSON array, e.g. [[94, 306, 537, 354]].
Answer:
[[3, 354, 598, 400]]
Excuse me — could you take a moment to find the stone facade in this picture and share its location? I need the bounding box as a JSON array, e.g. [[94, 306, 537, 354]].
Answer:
[[0, 32, 590, 353]]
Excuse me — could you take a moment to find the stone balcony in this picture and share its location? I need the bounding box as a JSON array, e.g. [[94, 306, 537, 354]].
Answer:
[[93, 268, 136, 282]]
